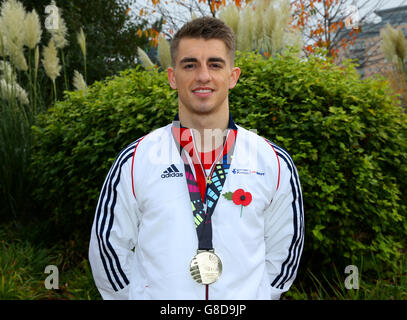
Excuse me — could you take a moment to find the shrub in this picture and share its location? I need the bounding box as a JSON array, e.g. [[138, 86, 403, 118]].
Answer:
[[31, 51, 407, 278], [31, 67, 177, 242], [230, 52, 407, 277]]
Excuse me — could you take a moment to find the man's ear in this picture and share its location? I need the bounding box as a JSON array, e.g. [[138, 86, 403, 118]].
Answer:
[[229, 67, 241, 89], [167, 67, 177, 90]]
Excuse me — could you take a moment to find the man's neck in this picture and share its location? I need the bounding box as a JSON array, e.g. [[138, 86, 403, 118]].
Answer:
[[178, 107, 229, 153]]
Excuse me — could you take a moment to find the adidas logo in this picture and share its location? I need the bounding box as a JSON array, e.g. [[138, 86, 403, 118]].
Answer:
[[161, 164, 183, 178]]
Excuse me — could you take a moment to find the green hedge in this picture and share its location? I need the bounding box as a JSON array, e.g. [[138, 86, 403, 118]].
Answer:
[[31, 51, 407, 277], [31, 67, 177, 232]]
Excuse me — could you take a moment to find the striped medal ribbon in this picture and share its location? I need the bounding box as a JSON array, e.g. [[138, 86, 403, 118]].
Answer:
[[172, 126, 236, 285]]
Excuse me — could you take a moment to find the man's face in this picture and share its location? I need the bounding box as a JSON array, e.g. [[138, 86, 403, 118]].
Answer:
[[167, 38, 240, 117]]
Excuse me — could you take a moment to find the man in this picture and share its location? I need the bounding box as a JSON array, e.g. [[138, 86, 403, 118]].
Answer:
[[89, 16, 304, 300]]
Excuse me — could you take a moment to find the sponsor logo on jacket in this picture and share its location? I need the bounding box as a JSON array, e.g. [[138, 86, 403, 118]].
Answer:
[[161, 164, 183, 178], [231, 168, 265, 176]]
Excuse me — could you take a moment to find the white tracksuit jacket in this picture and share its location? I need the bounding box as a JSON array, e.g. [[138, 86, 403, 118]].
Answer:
[[89, 119, 304, 300]]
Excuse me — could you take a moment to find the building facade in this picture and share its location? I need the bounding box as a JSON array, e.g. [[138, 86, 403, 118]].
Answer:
[[336, 5, 407, 79]]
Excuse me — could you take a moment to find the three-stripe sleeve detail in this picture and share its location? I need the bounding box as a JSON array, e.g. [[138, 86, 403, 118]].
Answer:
[[94, 139, 142, 292], [266, 140, 304, 290], [263, 138, 281, 192]]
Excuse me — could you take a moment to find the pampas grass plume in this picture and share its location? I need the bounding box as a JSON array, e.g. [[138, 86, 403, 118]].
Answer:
[[158, 34, 171, 69], [77, 27, 86, 58], [24, 9, 42, 49], [72, 70, 87, 92], [219, 0, 302, 57], [49, 0, 68, 49], [42, 39, 61, 82], [0, 0, 28, 70], [0, 78, 29, 105], [381, 23, 407, 71], [0, 59, 15, 82], [13, 51, 27, 71], [218, 5, 239, 36], [237, 6, 254, 52], [137, 47, 155, 69]]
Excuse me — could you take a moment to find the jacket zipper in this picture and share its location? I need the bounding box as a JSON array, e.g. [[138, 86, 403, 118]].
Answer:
[[191, 130, 228, 302]]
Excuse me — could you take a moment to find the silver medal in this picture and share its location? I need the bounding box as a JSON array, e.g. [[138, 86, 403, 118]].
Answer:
[[190, 249, 222, 285]]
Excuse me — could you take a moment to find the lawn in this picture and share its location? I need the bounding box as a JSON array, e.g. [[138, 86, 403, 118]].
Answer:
[[0, 222, 405, 300]]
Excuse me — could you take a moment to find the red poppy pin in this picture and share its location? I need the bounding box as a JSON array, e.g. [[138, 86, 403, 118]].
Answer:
[[223, 188, 252, 218]]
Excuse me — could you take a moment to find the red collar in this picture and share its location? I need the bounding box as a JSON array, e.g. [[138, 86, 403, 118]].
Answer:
[[171, 125, 237, 203], [171, 126, 237, 166], [199, 145, 223, 170]]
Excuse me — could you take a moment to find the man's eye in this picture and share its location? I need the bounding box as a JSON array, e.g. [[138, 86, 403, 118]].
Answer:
[[184, 64, 195, 69], [210, 63, 222, 69]]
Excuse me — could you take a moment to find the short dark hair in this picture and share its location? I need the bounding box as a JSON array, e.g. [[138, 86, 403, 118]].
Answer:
[[170, 16, 236, 67]]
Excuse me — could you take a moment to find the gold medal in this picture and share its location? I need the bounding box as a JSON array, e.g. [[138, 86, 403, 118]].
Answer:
[[189, 249, 222, 285]]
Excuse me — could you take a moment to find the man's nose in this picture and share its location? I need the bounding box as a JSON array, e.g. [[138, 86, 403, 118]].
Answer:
[[196, 65, 211, 83]]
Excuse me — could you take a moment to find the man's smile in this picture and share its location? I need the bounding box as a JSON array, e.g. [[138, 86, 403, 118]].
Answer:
[[192, 87, 214, 98]]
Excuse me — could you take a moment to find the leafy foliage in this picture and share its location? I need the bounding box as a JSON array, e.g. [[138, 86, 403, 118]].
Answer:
[[232, 51, 407, 277], [31, 51, 407, 278], [31, 67, 177, 240]]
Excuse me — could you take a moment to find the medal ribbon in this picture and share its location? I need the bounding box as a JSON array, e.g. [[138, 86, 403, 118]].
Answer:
[[172, 119, 237, 250]]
